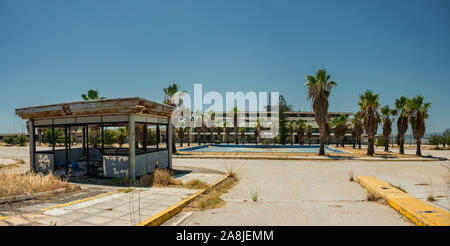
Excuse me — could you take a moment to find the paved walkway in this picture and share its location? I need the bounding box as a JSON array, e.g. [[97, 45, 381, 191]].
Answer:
[[0, 172, 224, 226]]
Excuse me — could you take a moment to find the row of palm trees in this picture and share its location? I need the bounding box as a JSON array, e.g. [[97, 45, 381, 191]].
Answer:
[[304, 69, 431, 156]]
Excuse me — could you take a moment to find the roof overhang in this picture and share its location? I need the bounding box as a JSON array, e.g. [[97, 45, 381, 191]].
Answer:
[[15, 97, 175, 120]]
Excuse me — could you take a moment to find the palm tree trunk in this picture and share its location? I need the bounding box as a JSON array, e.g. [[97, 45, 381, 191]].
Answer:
[[172, 128, 177, 154], [416, 140, 422, 156], [358, 136, 362, 149], [384, 136, 389, 152], [234, 127, 238, 144], [341, 137, 345, 148], [399, 136, 405, 154], [197, 129, 201, 145], [367, 137, 374, 156], [187, 130, 191, 146], [319, 128, 325, 155], [210, 129, 213, 144]]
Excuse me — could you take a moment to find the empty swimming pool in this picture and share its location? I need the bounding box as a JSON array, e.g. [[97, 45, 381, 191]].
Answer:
[[179, 144, 346, 154]]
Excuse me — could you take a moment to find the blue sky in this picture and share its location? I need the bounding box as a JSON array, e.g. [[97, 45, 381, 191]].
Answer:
[[1, 0, 449, 134]]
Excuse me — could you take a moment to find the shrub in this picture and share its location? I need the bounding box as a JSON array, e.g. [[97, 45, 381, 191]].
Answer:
[[16, 135, 28, 146], [3, 136, 16, 146], [153, 169, 182, 187], [376, 137, 385, 147]]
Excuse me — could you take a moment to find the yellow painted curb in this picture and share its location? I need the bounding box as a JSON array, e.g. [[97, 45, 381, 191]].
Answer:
[[136, 175, 229, 226], [40, 191, 118, 212], [0, 216, 9, 220], [356, 176, 450, 226]]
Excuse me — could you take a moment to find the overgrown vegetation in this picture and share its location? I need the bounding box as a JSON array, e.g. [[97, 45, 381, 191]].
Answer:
[[183, 179, 210, 190], [366, 191, 383, 202], [0, 172, 79, 197], [185, 167, 240, 211], [427, 195, 436, 202], [110, 168, 182, 187]]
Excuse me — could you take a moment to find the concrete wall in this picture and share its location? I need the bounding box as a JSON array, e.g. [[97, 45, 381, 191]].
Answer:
[[134, 150, 169, 177], [103, 155, 129, 178]]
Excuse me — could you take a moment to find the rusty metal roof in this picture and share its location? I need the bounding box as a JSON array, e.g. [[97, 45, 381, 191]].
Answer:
[[15, 97, 175, 119]]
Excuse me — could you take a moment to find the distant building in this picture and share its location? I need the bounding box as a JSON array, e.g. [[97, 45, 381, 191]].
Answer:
[[182, 111, 353, 144]]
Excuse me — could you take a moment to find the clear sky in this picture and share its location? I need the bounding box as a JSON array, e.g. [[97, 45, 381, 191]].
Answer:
[[1, 0, 449, 134]]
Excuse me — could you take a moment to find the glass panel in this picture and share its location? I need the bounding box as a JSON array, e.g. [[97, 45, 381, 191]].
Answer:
[[136, 124, 145, 152], [158, 125, 168, 150], [146, 124, 157, 151]]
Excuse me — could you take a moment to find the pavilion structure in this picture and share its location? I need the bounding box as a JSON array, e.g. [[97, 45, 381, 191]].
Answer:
[[16, 97, 175, 179]]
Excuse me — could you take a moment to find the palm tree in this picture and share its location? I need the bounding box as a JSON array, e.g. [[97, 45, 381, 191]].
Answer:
[[359, 90, 381, 156], [82, 89, 106, 148], [82, 89, 105, 101], [305, 69, 337, 155], [288, 121, 296, 145], [233, 107, 239, 144], [296, 119, 305, 145], [239, 127, 246, 144], [351, 124, 357, 149], [175, 126, 185, 147], [163, 83, 183, 153], [380, 105, 398, 152], [254, 120, 261, 145], [331, 115, 348, 147], [407, 96, 431, 156], [351, 114, 363, 149], [395, 96, 410, 154], [306, 125, 313, 145]]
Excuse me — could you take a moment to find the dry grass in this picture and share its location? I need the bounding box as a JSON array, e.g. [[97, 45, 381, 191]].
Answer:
[[366, 191, 383, 202], [152, 169, 182, 187], [225, 164, 240, 181], [0, 172, 79, 197], [110, 169, 182, 187], [186, 176, 238, 211], [183, 179, 210, 190]]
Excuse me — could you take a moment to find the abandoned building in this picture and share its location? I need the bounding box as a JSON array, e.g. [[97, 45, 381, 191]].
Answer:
[[15, 97, 175, 179]]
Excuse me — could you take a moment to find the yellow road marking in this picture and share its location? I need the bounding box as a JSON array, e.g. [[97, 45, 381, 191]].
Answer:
[[0, 216, 9, 220], [136, 175, 229, 226], [357, 176, 450, 226], [40, 191, 118, 212]]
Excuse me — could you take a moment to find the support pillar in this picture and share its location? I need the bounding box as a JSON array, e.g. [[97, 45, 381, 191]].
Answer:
[[129, 114, 136, 180], [28, 120, 35, 172], [168, 119, 173, 170]]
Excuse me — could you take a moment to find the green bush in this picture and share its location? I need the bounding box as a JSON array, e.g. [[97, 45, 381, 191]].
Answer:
[[3, 136, 16, 145], [16, 135, 28, 146], [428, 135, 441, 146], [376, 137, 385, 147]]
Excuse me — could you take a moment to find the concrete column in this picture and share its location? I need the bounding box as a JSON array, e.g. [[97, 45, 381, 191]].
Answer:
[[168, 119, 173, 170], [129, 114, 136, 179], [28, 120, 35, 172]]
